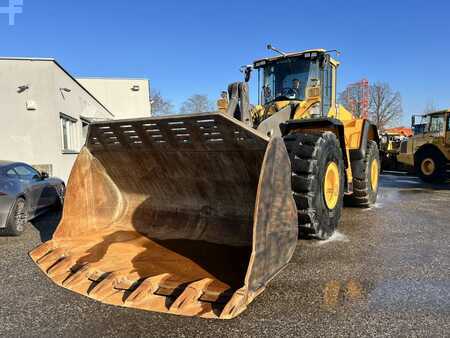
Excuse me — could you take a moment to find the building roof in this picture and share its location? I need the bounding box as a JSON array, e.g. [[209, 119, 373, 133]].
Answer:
[[0, 57, 115, 118], [385, 127, 413, 137], [77, 77, 149, 81]]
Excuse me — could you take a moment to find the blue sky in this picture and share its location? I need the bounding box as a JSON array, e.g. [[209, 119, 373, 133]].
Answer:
[[1, 0, 449, 125]]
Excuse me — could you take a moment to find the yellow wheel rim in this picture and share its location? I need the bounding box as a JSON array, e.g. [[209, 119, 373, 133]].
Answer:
[[370, 159, 379, 191], [324, 162, 340, 210], [421, 158, 435, 176]]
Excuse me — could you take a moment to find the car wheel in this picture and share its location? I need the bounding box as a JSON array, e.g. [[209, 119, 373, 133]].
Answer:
[[0, 197, 27, 236]]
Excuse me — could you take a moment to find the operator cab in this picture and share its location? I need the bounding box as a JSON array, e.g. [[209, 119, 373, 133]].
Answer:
[[411, 111, 449, 138], [253, 49, 338, 117]]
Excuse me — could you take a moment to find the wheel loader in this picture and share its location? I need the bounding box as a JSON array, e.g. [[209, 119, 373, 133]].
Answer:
[[379, 131, 404, 171], [397, 109, 450, 182], [30, 46, 380, 319]]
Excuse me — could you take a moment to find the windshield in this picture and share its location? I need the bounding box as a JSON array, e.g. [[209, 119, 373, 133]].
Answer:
[[261, 56, 320, 104], [412, 115, 429, 135]]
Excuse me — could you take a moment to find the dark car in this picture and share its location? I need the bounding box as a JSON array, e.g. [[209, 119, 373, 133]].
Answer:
[[0, 161, 65, 236]]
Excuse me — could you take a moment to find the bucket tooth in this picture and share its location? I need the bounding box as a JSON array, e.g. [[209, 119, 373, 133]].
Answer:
[[52, 270, 75, 286], [87, 271, 142, 301], [125, 273, 171, 305], [169, 278, 214, 314], [30, 241, 55, 261], [47, 256, 76, 277], [88, 272, 121, 300], [220, 288, 247, 319], [62, 263, 102, 289], [198, 281, 232, 303], [36, 248, 66, 271]]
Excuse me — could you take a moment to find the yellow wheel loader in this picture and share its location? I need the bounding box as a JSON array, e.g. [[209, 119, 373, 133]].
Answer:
[[30, 46, 380, 319], [379, 131, 403, 171], [397, 109, 450, 182]]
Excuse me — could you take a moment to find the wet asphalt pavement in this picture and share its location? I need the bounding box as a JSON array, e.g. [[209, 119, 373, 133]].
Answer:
[[0, 174, 449, 337]]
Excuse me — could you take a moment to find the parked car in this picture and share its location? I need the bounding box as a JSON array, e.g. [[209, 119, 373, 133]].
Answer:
[[0, 161, 65, 236]]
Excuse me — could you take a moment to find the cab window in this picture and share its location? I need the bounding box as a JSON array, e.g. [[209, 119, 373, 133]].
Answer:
[[428, 114, 445, 136]]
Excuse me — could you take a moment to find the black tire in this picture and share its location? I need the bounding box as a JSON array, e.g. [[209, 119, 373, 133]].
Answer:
[[0, 197, 27, 236], [284, 131, 345, 239], [345, 141, 380, 207], [415, 148, 447, 183]]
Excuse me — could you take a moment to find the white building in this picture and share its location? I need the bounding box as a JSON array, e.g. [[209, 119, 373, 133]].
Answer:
[[77, 78, 151, 119], [0, 57, 151, 182]]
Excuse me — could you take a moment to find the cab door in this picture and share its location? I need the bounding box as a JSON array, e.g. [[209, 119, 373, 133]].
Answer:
[[428, 113, 446, 147]]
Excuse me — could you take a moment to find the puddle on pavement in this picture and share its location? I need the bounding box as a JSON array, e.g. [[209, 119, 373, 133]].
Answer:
[[320, 278, 449, 313], [317, 231, 349, 246], [362, 202, 383, 211], [395, 179, 421, 185], [322, 279, 367, 310], [368, 279, 450, 312], [397, 188, 433, 195]]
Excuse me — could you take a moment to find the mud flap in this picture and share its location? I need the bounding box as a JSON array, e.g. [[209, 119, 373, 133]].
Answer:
[[30, 113, 298, 319]]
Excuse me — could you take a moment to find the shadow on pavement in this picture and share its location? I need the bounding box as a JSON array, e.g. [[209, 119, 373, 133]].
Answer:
[[30, 208, 62, 242]]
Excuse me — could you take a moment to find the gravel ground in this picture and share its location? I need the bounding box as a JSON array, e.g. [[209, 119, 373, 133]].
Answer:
[[0, 174, 449, 337]]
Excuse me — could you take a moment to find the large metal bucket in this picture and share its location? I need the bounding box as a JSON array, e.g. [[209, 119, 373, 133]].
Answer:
[[30, 113, 298, 319]]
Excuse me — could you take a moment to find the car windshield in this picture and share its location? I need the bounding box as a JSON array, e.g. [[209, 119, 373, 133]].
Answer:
[[261, 56, 320, 103]]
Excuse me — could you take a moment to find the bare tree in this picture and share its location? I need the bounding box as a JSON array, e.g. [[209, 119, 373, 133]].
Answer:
[[422, 100, 437, 115], [338, 79, 370, 118], [369, 82, 403, 131], [338, 90, 364, 117], [179, 94, 214, 114], [150, 89, 174, 116]]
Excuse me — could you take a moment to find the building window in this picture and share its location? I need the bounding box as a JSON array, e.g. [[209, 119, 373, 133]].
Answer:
[[60, 113, 78, 153]]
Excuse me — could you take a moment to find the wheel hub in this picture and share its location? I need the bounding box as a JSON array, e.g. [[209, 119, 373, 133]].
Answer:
[[370, 159, 379, 191], [15, 201, 26, 232], [323, 162, 340, 210], [421, 158, 435, 176]]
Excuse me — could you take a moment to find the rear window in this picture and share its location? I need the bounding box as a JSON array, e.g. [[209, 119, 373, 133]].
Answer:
[[0, 167, 16, 178]]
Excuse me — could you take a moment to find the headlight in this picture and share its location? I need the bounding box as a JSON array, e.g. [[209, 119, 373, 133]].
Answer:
[[309, 103, 321, 117]]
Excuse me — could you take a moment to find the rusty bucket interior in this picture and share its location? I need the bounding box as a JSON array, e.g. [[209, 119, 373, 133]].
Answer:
[[30, 113, 298, 319]]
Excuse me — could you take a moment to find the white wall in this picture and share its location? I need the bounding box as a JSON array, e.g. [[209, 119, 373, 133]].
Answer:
[[77, 78, 151, 119], [0, 58, 112, 182]]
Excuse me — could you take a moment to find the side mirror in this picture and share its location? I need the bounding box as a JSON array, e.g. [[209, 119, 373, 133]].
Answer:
[[240, 65, 253, 82], [40, 171, 49, 179]]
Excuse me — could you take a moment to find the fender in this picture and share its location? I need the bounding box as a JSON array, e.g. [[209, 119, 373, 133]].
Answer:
[[349, 120, 379, 178], [413, 143, 446, 165], [280, 117, 349, 168]]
